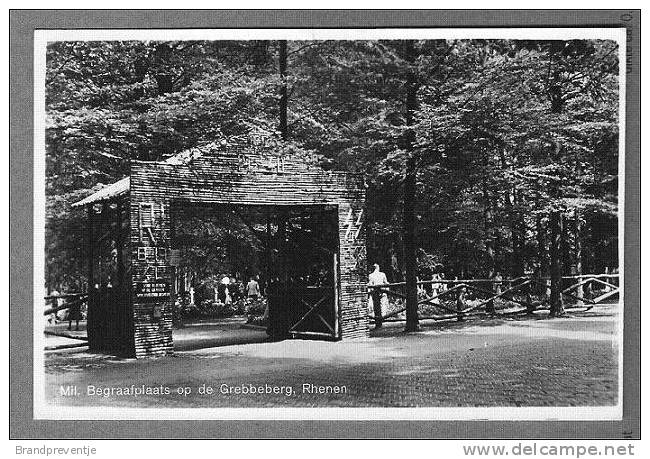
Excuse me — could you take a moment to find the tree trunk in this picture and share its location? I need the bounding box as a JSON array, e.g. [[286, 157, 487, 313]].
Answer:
[[549, 210, 564, 316], [483, 183, 496, 314], [561, 214, 572, 277], [87, 204, 95, 291], [153, 43, 174, 95], [511, 220, 525, 278], [575, 214, 584, 304], [116, 200, 124, 289], [277, 211, 287, 282], [536, 216, 548, 277], [86, 204, 95, 349], [508, 190, 526, 279], [263, 211, 271, 295], [404, 158, 419, 332], [278, 40, 288, 140], [155, 74, 174, 95], [536, 216, 550, 300], [547, 52, 566, 317], [403, 40, 420, 333]]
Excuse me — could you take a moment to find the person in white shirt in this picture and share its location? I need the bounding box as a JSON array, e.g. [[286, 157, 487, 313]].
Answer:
[[368, 264, 388, 327], [246, 276, 261, 299]]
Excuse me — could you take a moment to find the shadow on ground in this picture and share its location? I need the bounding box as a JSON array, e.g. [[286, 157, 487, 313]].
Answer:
[[369, 303, 618, 338]]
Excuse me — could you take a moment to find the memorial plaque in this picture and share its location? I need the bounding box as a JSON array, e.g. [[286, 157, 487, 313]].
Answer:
[[134, 281, 170, 300]]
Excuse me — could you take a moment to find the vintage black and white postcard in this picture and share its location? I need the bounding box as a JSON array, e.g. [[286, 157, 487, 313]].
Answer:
[[10, 10, 640, 441], [33, 26, 626, 421]]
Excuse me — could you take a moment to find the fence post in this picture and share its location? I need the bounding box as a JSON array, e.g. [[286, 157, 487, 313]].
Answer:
[[485, 296, 496, 315], [525, 279, 535, 314], [456, 286, 466, 322], [575, 274, 584, 306], [370, 286, 383, 328], [486, 279, 496, 315], [604, 267, 612, 292]]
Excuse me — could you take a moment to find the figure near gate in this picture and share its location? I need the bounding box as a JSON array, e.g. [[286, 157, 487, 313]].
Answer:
[[368, 263, 389, 328], [246, 276, 261, 301]]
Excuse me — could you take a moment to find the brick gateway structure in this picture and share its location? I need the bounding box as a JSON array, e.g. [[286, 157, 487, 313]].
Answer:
[[73, 143, 368, 357]]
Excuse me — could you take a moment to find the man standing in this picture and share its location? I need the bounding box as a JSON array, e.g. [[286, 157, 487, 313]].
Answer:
[[49, 288, 60, 325], [368, 264, 388, 328], [246, 276, 261, 301], [218, 276, 230, 304]]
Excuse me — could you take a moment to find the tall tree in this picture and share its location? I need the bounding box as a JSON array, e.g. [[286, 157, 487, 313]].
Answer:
[[278, 40, 288, 140], [402, 40, 421, 332]]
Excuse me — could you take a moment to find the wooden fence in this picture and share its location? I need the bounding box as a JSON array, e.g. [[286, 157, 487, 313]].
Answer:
[[44, 273, 620, 333], [367, 274, 620, 324], [44, 293, 87, 316]]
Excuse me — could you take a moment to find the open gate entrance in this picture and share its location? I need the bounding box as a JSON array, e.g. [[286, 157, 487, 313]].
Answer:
[[265, 205, 339, 341], [170, 203, 340, 343]]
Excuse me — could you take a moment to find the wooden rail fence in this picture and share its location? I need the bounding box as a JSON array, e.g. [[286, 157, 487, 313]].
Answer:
[[44, 273, 620, 332], [367, 274, 620, 325], [43, 293, 87, 316]]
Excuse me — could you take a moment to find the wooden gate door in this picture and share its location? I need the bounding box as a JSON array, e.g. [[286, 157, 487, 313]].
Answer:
[[267, 206, 339, 341]]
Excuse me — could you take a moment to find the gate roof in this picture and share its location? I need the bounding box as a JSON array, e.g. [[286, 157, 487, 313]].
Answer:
[[72, 142, 360, 208]]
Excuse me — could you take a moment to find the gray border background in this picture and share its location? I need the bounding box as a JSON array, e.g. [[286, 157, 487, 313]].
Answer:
[[10, 9, 640, 439]]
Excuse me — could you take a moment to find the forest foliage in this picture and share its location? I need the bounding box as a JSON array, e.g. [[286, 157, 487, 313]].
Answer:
[[45, 39, 619, 304]]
